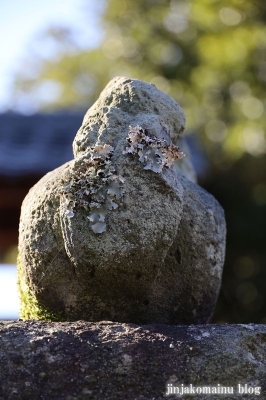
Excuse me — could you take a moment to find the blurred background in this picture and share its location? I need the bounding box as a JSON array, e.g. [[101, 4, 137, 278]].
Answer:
[[0, 0, 265, 323]]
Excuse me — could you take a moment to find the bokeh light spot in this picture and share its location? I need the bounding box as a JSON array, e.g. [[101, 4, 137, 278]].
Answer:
[[150, 76, 170, 94], [241, 97, 264, 119], [219, 7, 242, 26], [233, 256, 257, 279], [229, 81, 250, 102], [149, 43, 183, 66], [102, 38, 124, 60], [122, 37, 140, 59], [205, 120, 227, 142], [241, 125, 266, 156], [164, 12, 187, 34]]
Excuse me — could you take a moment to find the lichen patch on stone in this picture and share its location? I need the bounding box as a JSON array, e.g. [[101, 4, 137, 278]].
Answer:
[[59, 144, 125, 234], [123, 125, 185, 173]]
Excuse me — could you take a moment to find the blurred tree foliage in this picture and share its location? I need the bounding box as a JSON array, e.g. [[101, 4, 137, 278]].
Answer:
[[11, 0, 266, 323]]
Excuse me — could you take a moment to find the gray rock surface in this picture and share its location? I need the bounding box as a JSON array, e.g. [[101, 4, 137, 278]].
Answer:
[[18, 77, 226, 323], [0, 321, 265, 400]]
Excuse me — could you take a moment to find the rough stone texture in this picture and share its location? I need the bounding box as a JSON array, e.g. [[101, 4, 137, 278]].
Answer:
[[73, 76, 186, 156], [18, 77, 226, 323], [0, 321, 265, 400]]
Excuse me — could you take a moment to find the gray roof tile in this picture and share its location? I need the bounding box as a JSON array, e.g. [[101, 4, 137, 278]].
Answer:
[[0, 113, 83, 176]]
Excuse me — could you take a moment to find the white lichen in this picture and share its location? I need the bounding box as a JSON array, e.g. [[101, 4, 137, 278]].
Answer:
[[123, 125, 185, 173], [59, 144, 125, 234]]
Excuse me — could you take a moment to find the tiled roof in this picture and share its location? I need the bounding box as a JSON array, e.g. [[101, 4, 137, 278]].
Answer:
[[0, 113, 83, 176], [0, 112, 208, 178]]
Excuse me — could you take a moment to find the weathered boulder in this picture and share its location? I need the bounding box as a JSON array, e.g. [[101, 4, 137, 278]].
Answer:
[[18, 77, 226, 323], [0, 321, 265, 399]]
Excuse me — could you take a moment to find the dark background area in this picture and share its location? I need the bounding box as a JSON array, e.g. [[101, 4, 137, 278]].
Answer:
[[203, 155, 266, 323]]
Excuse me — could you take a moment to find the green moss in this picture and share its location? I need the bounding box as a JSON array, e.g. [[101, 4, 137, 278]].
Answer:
[[17, 253, 65, 322]]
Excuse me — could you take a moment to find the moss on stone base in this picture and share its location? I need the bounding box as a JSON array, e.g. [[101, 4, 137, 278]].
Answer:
[[17, 254, 65, 322]]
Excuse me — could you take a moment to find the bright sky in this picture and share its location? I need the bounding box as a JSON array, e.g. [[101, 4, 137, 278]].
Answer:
[[0, 265, 19, 319], [0, 0, 102, 111]]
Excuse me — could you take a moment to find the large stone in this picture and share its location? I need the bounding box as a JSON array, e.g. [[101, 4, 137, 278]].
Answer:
[[0, 321, 265, 399], [18, 77, 226, 323]]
